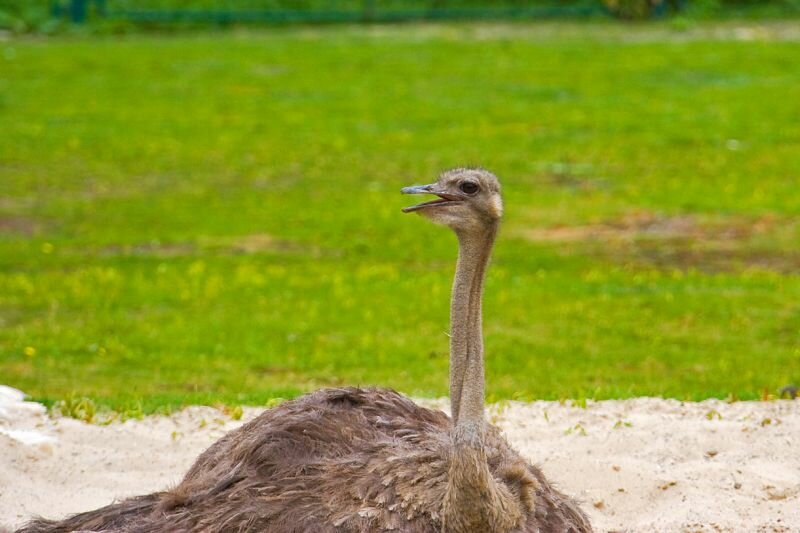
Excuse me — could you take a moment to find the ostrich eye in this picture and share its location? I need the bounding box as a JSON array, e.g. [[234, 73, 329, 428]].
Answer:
[[459, 181, 479, 195]]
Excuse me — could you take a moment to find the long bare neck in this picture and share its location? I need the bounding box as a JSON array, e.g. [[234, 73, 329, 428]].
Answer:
[[449, 225, 496, 428], [443, 222, 521, 533]]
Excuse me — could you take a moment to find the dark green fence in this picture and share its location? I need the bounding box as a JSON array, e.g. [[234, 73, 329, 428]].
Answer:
[[53, 0, 683, 24]]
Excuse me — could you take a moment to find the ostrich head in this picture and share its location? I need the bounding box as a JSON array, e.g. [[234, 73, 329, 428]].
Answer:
[[402, 168, 503, 232]]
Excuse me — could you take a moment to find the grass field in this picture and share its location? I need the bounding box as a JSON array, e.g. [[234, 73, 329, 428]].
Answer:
[[1, 21, 799, 413]]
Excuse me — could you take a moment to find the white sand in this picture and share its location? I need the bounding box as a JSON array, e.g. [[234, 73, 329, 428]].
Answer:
[[1, 386, 798, 532]]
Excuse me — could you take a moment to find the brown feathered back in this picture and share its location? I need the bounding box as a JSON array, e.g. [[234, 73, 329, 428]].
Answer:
[[18, 387, 591, 533]]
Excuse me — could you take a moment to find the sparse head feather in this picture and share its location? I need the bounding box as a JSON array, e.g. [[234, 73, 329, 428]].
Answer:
[[439, 167, 501, 194], [438, 167, 503, 221]]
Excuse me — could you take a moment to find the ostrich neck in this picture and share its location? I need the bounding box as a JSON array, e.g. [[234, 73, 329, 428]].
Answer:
[[443, 222, 520, 533], [449, 224, 496, 428]]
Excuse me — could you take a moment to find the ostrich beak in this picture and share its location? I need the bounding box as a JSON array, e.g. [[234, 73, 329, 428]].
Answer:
[[401, 184, 462, 213]]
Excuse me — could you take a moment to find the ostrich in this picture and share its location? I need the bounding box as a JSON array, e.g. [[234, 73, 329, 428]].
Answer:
[[19, 168, 592, 533]]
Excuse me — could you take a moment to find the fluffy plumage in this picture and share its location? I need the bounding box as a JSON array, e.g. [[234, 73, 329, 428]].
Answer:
[[19, 387, 590, 533]]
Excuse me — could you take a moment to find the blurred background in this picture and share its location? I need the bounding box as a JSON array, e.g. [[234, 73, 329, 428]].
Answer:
[[1, 0, 798, 417]]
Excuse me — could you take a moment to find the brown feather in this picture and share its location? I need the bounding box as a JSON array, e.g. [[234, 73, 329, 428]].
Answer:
[[17, 387, 591, 533]]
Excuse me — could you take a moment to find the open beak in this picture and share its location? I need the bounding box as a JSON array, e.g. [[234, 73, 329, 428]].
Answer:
[[401, 184, 462, 213]]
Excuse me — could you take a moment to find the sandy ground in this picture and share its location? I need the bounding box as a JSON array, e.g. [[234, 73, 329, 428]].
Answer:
[[1, 386, 798, 533]]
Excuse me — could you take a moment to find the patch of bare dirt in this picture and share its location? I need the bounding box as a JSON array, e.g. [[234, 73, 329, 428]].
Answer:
[[461, 21, 800, 44], [0, 215, 40, 236], [523, 211, 774, 243], [99, 234, 310, 258], [519, 212, 799, 273], [200, 234, 307, 254], [100, 241, 196, 258], [625, 245, 800, 273]]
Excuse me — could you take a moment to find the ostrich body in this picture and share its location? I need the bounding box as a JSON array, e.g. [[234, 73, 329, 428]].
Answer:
[[19, 169, 592, 533]]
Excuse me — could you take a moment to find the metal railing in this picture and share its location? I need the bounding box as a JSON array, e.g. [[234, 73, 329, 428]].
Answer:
[[53, 0, 680, 24]]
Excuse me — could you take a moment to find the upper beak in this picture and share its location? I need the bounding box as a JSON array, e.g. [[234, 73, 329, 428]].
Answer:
[[401, 184, 436, 195], [401, 183, 461, 213]]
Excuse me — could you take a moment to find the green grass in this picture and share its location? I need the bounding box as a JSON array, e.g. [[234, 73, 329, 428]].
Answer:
[[1, 21, 799, 412]]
